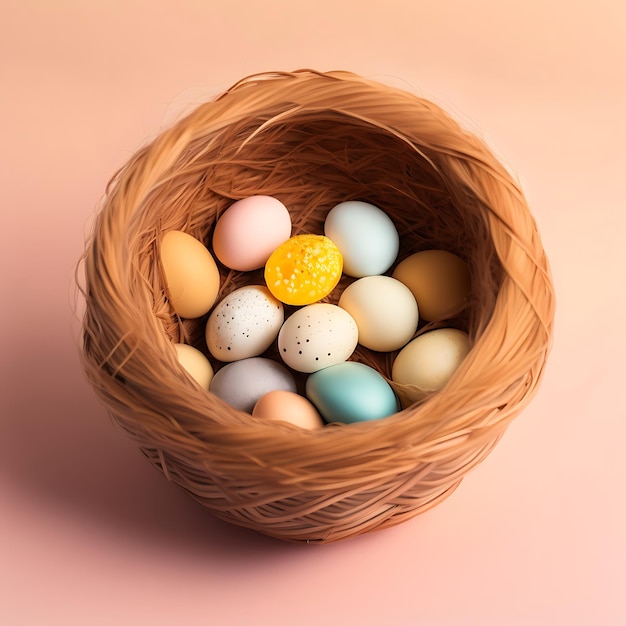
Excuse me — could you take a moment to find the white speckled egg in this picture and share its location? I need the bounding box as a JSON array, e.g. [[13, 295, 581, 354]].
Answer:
[[278, 303, 358, 373], [206, 285, 284, 361]]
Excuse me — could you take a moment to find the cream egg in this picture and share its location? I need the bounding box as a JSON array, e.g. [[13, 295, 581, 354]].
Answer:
[[160, 230, 220, 318], [277, 303, 358, 373], [338, 276, 419, 352], [206, 285, 284, 362]]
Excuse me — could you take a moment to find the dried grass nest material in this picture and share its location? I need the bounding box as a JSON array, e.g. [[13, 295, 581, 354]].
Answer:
[[79, 69, 555, 543]]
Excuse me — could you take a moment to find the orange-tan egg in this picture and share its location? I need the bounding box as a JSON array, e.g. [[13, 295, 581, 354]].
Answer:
[[160, 230, 220, 318]]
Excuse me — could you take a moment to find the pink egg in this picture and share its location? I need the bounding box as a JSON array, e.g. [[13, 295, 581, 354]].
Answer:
[[212, 196, 292, 271]]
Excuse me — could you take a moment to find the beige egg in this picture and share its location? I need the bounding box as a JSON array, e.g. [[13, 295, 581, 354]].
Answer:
[[252, 390, 324, 430], [160, 230, 220, 318], [392, 250, 470, 322], [391, 328, 470, 392], [174, 343, 214, 389]]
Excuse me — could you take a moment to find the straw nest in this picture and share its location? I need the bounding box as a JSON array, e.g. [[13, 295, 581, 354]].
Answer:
[[79, 69, 555, 543]]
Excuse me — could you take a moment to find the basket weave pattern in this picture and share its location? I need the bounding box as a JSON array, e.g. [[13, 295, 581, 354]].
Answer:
[[80, 70, 555, 543]]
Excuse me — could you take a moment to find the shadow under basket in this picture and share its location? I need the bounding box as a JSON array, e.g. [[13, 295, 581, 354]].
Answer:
[[80, 69, 555, 543]]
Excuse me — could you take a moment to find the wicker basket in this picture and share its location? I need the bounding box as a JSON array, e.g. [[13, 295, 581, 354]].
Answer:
[[79, 69, 555, 543]]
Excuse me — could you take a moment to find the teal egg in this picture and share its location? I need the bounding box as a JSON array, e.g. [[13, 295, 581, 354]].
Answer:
[[305, 362, 399, 424]]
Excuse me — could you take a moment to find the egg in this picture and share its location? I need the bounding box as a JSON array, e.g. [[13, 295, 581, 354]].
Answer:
[[209, 357, 297, 413], [205, 285, 283, 362], [212, 195, 292, 271], [160, 230, 220, 318], [338, 276, 419, 352], [324, 200, 399, 277], [265, 234, 343, 305], [391, 328, 471, 395], [392, 250, 471, 321], [278, 303, 358, 373], [252, 390, 324, 430], [306, 362, 399, 424], [174, 343, 213, 389]]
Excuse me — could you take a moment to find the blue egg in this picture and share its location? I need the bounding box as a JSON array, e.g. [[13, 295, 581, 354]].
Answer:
[[305, 362, 399, 424]]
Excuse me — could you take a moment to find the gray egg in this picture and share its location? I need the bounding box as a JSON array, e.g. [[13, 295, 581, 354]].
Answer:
[[209, 357, 297, 413]]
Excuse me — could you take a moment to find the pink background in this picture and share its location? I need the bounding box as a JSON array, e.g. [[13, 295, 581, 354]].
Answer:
[[1, 1, 625, 624]]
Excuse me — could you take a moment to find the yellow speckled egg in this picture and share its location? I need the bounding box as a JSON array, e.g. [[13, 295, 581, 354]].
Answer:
[[264, 234, 343, 305], [160, 230, 220, 318]]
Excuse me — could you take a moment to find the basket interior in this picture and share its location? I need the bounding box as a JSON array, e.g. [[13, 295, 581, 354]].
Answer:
[[136, 112, 503, 394]]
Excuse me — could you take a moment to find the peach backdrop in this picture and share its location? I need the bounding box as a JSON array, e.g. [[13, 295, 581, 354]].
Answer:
[[1, 1, 624, 624]]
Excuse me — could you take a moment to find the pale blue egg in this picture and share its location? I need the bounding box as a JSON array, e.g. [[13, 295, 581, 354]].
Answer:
[[324, 200, 399, 278], [305, 362, 399, 424]]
